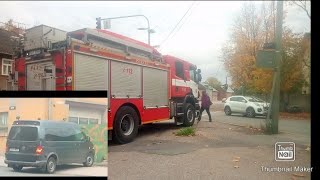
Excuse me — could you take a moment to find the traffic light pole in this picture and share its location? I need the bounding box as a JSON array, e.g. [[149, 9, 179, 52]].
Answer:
[[268, 1, 283, 134], [100, 15, 151, 45]]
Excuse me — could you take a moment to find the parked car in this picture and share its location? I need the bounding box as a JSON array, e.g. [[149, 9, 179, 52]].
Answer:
[[5, 120, 95, 173], [224, 96, 270, 118]]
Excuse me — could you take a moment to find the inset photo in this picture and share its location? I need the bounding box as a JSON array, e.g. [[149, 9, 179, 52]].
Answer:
[[0, 98, 108, 177]]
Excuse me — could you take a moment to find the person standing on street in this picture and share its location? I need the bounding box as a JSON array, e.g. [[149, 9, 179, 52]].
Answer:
[[198, 91, 212, 122]]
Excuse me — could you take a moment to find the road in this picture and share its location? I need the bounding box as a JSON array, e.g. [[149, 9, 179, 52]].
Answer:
[[211, 111, 311, 145], [0, 156, 108, 177], [108, 110, 311, 180]]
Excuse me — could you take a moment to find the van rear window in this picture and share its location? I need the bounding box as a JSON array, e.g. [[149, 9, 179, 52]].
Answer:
[[8, 126, 38, 141]]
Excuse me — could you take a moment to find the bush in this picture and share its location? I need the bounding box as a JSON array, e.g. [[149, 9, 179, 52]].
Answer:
[[176, 127, 196, 136]]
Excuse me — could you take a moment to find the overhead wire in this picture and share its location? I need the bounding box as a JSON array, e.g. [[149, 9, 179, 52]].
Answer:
[[159, 1, 197, 50], [164, 1, 200, 46]]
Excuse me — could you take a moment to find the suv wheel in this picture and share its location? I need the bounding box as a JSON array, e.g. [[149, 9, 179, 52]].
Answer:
[[246, 107, 256, 118], [46, 157, 57, 174], [224, 106, 232, 115], [12, 165, 23, 172], [83, 153, 94, 167]]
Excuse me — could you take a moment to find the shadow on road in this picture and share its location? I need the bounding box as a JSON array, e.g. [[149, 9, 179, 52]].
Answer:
[[228, 114, 266, 119], [10, 164, 84, 174], [109, 122, 181, 146]]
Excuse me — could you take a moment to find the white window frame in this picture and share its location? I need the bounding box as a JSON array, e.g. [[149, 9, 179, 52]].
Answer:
[[68, 116, 100, 125], [0, 112, 9, 137], [1, 58, 13, 76]]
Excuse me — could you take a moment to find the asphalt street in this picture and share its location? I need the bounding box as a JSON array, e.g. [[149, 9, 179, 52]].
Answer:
[[0, 156, 108, 177], [109, 108, 311, 180]]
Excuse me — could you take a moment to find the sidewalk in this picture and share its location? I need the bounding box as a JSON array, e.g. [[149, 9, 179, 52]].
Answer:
[[0, 154, 6, 167], [0, 154, 107, 168]]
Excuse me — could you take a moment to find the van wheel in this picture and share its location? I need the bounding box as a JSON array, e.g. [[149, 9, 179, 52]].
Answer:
[[113, 106, 139, 144], [183, 103, 195, 127], [83, 153, 94, 167], [12, 165, 23, 172], [46, 157, 57, 174]]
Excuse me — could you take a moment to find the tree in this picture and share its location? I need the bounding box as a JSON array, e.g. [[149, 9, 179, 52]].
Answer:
[[0, 19, 25, 35], [205, 77, 222, 90], [288, 0, 310, 19], [222, 2, 306, 97]]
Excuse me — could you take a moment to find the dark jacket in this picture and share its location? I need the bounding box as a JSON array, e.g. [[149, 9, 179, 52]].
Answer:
[[201, 91, 211, 108]]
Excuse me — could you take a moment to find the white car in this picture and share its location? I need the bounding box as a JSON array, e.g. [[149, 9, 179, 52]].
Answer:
[[223, 96, 270, 118]]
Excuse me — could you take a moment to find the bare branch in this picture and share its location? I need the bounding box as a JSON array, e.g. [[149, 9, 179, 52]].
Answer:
[[291, 1, 311, 19]]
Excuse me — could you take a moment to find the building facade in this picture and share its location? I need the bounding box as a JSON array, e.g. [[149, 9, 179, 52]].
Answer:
[[0, 29, 15, 90], [0, 98, 108, 156]]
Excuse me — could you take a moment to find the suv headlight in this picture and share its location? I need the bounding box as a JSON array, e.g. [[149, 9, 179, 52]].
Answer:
[[254, 103, 261, 107]]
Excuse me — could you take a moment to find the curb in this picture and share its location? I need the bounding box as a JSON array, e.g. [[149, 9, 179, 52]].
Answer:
[[94, 160, 108, 167]]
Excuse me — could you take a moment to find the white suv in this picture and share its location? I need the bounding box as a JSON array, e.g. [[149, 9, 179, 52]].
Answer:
[[224, 96, 270, 118]]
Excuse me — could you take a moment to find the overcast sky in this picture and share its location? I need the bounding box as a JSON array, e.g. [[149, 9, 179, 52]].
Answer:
[[0, 1, 310, 84]]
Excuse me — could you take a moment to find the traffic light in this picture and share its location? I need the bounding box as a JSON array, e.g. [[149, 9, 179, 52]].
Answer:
[[96, 17, 101, 29], [222, 84, 228, 91]]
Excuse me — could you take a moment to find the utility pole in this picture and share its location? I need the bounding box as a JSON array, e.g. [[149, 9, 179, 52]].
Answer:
[[267, 1, 283, 134], [272, 1, 283, 134]]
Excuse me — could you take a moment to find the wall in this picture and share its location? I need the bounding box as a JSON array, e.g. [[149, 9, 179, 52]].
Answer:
[[288, 94, 311, 112], [0, 54, 14, 91], [80, 124, 108, 163], [0, 98, 108, 158]]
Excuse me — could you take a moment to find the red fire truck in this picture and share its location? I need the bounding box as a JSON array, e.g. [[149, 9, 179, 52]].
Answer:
[[11, 25, 202, 143]]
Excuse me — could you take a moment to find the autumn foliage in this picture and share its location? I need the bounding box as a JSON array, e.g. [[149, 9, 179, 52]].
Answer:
[[222, 2, 308, 95]]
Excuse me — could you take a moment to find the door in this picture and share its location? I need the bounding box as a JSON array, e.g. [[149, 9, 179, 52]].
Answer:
[[228, 97, 239, 112], [73, 53, 109, 90], [236, 97, 248, 113], [44, 127, 73, 164], [77, 131, 89, 163], [41, 65, 55, 90], [6, 126, 40, 162], [26, 61, 56, 90]]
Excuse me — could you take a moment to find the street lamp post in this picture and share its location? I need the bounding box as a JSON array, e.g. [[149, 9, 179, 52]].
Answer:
[[100, 15, 153, 45]]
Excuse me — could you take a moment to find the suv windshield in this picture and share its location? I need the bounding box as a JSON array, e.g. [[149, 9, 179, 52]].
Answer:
[[246, 97, 264, 103], [8, 126, 38, 141]]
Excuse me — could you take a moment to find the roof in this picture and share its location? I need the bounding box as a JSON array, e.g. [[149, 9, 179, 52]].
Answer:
[[26, 24, 67, 33], [198, 83, 206, 90], [0, 28, 15, 55], [226, 86, 234, 93], [68, 28, 161, 56], [13, 120, 79, 127], [163, 55, 196, 68]]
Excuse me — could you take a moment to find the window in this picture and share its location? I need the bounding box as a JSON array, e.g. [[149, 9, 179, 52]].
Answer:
[[237, 97, 246, 102], [8, 126, 39, 141], [0, 112, 8, 136], [230, 97, 237, 101], [175, 61, 184, 79], [89, 118, 99, 124], [69, 117, 79, 124], [79, 117, 89, 125], [69, 116, 101, 125], [189, 69, 195, 82], [1, 59, 13, 76], [45, 127, 78, 141]]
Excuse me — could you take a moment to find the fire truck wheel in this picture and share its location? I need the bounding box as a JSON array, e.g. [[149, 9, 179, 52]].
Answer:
[[183, 103, 195, 127], [113, 106, 139, 144]]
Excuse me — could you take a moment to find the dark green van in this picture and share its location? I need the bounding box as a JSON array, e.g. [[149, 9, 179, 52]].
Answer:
[[4, 120, 95, 173]]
